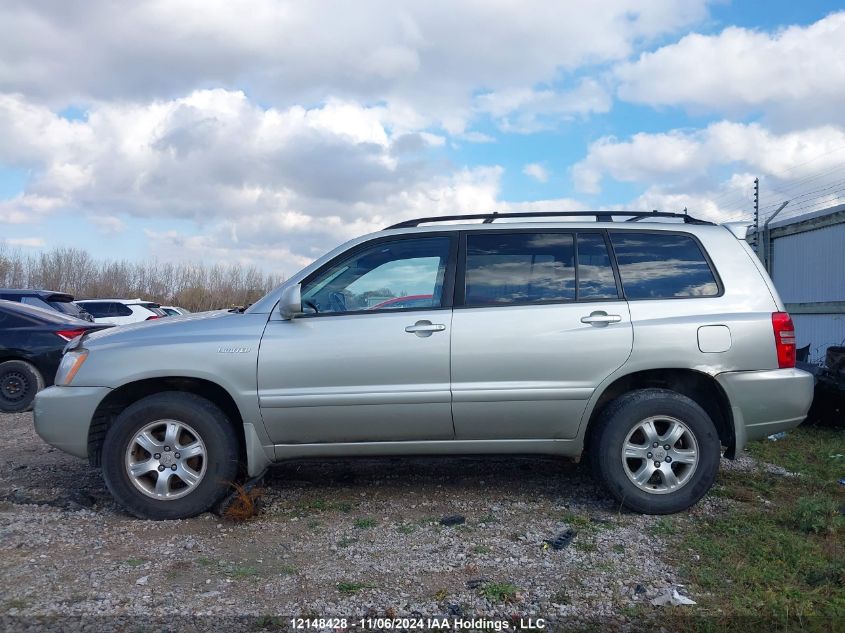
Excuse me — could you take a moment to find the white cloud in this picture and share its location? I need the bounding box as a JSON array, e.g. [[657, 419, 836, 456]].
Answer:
[[87, 215, 126, 235], [0, 89, 523, 271], [573, 121, 845, 194], [3, 237, 45, 248], [615, 12, 845, 124], [523, 163, 550, 183], [476, 79, 612, 132], [0, 0, 710, 131], [0, 193, 66, 224], [143, 165, 507, 270]]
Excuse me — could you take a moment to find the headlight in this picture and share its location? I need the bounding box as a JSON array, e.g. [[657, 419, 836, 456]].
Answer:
[[55, 349, 88, 386]]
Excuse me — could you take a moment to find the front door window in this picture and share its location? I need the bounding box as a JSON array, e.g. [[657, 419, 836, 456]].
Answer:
[[301, 237, 451, 314]]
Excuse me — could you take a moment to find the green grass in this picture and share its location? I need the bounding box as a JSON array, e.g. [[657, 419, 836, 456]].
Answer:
[[229, 565, 259, 578], [480, 582, 520, 603], [337, 536, 357, 548], [354, 517, 377, 529], [573, 539, 597, 553], [396, 523, 417, 534], [337, 580, 376, 594], [4, 599, 28, 610], [299, 499, 355, 514], [123, 558, 146, 567], [666, 425, 845, 630], [472, 545, 491, 554], [648, 517, 677, 536]]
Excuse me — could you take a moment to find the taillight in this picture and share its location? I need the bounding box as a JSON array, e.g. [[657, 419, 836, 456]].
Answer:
[[772, 312, 796, 368], [145, 315, 160, 321], [56, 328, 87, 342]]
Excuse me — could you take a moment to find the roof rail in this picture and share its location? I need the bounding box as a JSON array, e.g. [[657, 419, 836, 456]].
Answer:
[[385, 210, 714, 229]]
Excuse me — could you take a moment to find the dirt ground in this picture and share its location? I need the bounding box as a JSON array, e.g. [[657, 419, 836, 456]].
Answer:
[[0, 410, 741, 631]]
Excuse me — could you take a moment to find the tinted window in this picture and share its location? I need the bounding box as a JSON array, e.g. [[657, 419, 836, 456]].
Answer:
[[21, 296, 54, 311], [464, 233, 575, 306], [79, 302, 132, 317], [50, 301, 85, 317], [302, 237, 451, 314], [577, 233, 618, 300], [0, 307, 28, 328], [78, 302, 106, 317], [610, 232, 719, 299]]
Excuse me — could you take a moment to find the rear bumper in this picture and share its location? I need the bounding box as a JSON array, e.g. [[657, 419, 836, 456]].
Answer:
[[716, 368, 815, 453], [33, 386, 112, 459]]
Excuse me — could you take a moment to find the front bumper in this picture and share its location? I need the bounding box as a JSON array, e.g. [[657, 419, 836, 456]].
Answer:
[[716, 368, 815, 453], [33, 386, 112, 459]]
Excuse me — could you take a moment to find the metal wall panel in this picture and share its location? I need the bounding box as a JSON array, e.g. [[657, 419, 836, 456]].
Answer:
[[792, 314, 845, 363], [771, 222, 845, 303]]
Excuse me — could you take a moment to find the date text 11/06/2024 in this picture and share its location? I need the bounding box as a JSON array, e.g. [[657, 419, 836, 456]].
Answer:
[[290, 617, 547, 630]]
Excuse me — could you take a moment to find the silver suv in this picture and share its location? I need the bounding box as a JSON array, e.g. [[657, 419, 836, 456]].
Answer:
[[33, 211, 814, 519]]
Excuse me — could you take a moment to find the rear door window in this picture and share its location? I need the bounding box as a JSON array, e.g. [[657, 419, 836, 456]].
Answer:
[[464, 232, 576, 306], [21, 296, 54, 311], [577, 233, 619, 300], [610, 232, 720, 299]]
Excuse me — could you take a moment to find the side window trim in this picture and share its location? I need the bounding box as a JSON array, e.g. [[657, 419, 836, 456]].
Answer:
[[295, 232, 459, 318], [574, 231, 623, 302], [454, 228, 623, 309], [606, 229, 724, 301]]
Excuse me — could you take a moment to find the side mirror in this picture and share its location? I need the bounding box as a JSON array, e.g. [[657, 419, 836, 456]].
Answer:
[[278, 284, 302, 320]]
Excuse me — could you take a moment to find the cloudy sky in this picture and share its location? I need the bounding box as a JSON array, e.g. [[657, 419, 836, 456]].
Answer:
[[1, 0, 844, 274]]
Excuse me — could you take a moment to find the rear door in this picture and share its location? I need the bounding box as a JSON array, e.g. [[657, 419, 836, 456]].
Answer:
[[450, 230, 633, 439]]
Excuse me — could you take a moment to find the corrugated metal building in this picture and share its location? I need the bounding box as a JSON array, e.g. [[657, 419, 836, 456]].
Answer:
[[756, 203, 845, 362]]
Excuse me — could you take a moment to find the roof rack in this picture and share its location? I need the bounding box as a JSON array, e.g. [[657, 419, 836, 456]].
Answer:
[[385, 210, 714, 229]]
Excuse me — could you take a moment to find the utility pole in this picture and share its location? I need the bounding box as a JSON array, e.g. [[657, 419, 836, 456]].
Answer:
[[752, 177, 760, 252]]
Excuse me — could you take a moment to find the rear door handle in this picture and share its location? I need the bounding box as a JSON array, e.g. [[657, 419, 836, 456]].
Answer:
[[405, 320, 446, 337], [580, 311, 622, 326]]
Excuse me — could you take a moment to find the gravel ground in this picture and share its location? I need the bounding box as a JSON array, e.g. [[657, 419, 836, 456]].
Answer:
[[0, 410, 739, 630]]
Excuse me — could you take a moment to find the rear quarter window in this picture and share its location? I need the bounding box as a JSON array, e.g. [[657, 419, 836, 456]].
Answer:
[[610, 232, 720, 300]]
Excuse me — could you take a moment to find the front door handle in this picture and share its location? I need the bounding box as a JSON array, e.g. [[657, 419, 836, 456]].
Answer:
[[405, 320, 446, 337], [581, 311, 622, 327]]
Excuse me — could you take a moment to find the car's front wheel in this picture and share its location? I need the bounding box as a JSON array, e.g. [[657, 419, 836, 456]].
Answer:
[[101, 392, 240, 520], [590, 388, 720, 514]]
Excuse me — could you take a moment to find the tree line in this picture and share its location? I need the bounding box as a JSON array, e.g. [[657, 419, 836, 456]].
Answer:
[[0, 246, 284, 312]]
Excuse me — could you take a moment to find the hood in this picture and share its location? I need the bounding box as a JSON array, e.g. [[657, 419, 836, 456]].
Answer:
[[78, 309, 237, 348]]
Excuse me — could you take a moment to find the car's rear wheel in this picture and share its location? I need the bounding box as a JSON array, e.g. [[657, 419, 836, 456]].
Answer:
[[590, 388, 720, 514], [0, 360, 44, 413], [101, 392, 240, 520]]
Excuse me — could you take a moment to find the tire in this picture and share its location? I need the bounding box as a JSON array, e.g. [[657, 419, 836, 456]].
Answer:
[[101, 392, 240, 520], [590, 388, 720, 515], [0, 360, 45, 413]]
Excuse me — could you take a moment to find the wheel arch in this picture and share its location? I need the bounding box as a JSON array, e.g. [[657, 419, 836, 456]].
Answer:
[[88, 377, 250, 470], [581, 368, 737, 458]]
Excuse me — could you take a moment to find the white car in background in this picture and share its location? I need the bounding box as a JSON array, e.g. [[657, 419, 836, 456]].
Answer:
[[159, 306, 191, 316], [75, 299, 167, 325]]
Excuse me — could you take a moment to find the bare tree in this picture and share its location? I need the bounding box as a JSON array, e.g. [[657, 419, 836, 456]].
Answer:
[[0, 246, 283, 312]]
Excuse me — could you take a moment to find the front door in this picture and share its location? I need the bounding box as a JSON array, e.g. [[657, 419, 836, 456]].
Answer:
[[450, 230, 633, 440], [257, 234, 457, 444]]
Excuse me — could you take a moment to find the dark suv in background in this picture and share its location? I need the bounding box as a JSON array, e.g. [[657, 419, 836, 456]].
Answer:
[[0, 300, 108, 412], [0, 289, 94, 322]]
